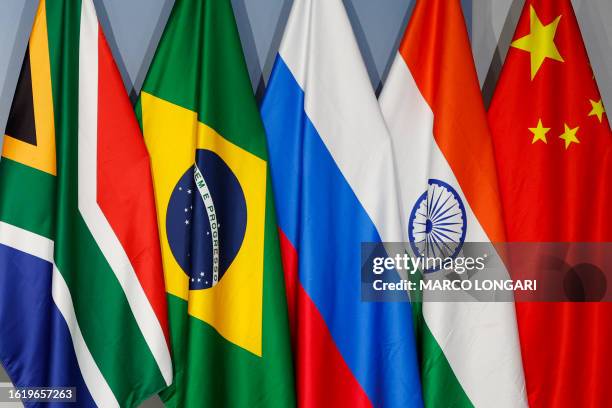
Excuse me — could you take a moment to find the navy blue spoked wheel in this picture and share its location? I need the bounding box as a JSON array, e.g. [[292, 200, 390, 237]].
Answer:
[[408, 179, 467, 272]]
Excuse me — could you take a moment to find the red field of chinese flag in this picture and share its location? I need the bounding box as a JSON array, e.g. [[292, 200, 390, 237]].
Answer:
[[488, 0, 612, 406]]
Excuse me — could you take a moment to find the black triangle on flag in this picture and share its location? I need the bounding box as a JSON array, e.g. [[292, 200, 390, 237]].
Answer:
[[5, 47, 37, 146]]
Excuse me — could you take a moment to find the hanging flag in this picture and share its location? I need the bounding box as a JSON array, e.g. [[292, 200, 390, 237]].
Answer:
[[261, 1, 423, 407], [136, 0, 295, 406], [488, 0, 612, 406], [379, 0, 527, 407], [0, 0, 171, 406]]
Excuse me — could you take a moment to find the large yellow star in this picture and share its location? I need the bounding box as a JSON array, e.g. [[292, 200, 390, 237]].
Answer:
[[559, 123, 580, 149], [588, 99, 606, 123], [511, 6, 564, 80], [529, 119, 550, 144]]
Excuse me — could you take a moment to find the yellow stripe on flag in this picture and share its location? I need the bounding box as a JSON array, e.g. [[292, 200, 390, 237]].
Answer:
[[2, 0, 56, 176]]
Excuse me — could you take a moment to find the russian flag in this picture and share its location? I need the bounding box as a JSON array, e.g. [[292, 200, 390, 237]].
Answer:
[[261, 0, 423, 407]]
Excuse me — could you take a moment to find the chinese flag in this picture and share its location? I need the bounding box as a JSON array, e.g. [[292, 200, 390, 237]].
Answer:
[[488, 0, 612, 406]]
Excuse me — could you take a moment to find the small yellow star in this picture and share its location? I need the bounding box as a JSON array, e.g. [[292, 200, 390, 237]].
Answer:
[[529, 119, 550, 144], [588, 99, 606, 123], [511, 6, 564, 80], [559, 124, 580, 149]]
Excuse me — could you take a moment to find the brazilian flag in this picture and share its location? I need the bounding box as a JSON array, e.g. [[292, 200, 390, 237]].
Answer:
[[136, 0, 295, 406]]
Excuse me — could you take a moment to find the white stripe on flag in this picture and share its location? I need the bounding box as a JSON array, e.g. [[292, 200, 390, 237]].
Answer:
[[0, 221, 119, 407], [278, 0, 406, 243], [52, 266, 120, 408], [0, 222, 53, 262], [78, 0, 172, 385]]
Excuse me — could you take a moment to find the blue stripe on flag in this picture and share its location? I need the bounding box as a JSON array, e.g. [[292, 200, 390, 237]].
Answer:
[[262, 56, 423, 408], [0, 243, 96, 407]]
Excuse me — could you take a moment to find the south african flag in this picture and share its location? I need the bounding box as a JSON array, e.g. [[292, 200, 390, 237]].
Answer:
[[0, 1, 171, 406]]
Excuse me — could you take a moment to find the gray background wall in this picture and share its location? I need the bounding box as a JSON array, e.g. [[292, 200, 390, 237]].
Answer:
[[1, 0, 612, 137], [1, 0, 612, 406]]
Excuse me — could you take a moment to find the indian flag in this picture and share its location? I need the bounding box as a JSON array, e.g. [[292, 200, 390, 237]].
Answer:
[[0, 0, 171, 406], [379, 1, 527, 407]]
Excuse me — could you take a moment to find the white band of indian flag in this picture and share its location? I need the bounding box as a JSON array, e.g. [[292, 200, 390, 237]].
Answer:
[[379, 0, 527, 406]]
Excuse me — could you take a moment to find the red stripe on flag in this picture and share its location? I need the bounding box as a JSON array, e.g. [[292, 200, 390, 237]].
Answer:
[[278, 228, 298, 346], [95, 28, 170, 345], [278, 229, 372, 408], [516, 302, 612, 407], [398, 0, 506, 242]]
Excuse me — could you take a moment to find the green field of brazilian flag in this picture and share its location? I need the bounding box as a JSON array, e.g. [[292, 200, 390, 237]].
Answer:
[[137, 0, 295, 406]]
